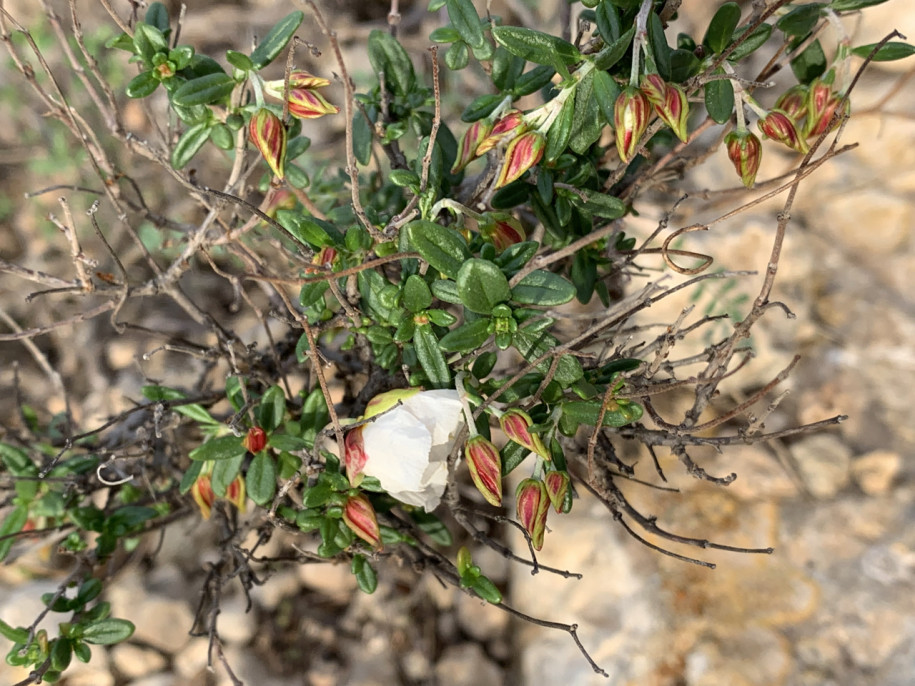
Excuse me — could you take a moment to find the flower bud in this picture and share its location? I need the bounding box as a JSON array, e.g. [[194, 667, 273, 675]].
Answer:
[[464, 436, 503, 506], [224, 475, 247, 514], [515, 478, 549, 550], [243, 426, 267, 453], [249, 108, 287, 179], [344, 426, 367, 486], [499, 408, 549, 460], [287, 87, 340, 120], [480, 213, 526, 252], [614, 88, 652, 162], [757, 109, 808, 154], [264, 189, 297, 219], [342, 493, 382, 549], [311, 246, 338, 271], [543, 470, 570, 513], [641, 74, 689, 143], [452, 119, 493, 173], [774, 84, 809, 123], [264, 71, 332, 96], [495, 131, 545, 188], [724, 129, 763, 188], [476, 110, 526, 155], [805, 80, 848, 138], [191, 472, 216, 520]]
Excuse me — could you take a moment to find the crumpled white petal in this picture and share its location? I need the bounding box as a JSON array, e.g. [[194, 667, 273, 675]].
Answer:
[[361, 389, 463, 510]]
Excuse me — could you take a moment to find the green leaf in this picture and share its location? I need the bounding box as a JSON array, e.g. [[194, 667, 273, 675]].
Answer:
[[404, 220, 470, 279], [170, 122, 210, 169], [776, 4, 825, 37], [133, 22, 168, 62], [250, 11, 304, 69], [491, 25, 581, 78], [501, 439, 529, 475], [368, 29, 416, 96], [172, 73, 235, 106], [80, 619, 135, 645], [352, 112, 373, 165], [648, 11, 671, 80], [189, 435, 246, 461], [49, 638, 72, 672], [410, 510, 453, 545], [403, 274, 433, 313], [430, 27, 461, 43], [705, 73, 735, 124], [225, 50, 255, 71], [173, 403, 218, 425], [791, 39, 827, 83], [491, 48, 525, 91], [831, 0, 888, 9], [595, 0, 622, 43], [445, 41, 470, 70], [564, 187, 626, 220], [276, 211, 344, 248], [438, 318, 492, 352], [544, 92, 575, 163], [511, 65, 556, 97], [247, 452, 277, 506], [351, 554, 378, 594], [569, 70, 603, 155], [592, 69, 621, 129], [258, 385, 286, 432], [445, 0, 485, 49], [211, 454, 243, 496], [593, 24, 634, 71], [431, 279, 462, 304], [209, 124, 234, 150], [0, 442, 36, 476], [461, 93, 503, 122], [457, 259, 512, 314], [851, 41, 915, 62], [704, 2, 741, 54], [0, 618, 29, 643], [145, 3, 170, 33], [469, 574, 502, 604], [561, 399, 644, 427], [268, 434, 309, 452], [512, 328, 583, 386], [726, 22, 773, 61], [512, 270, 576, 306], [125, 71, 159, 98], [0, 506, 28, 562], [494, 241, 539, 274], [414, 324, 451, 387]]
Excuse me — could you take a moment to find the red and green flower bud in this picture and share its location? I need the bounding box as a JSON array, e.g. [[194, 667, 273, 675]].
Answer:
[[191, 472, 216, 520], [464, 436, 503, 506], [312, 246, 338, 271], [287, 87, 339, 120], [265, 189, 296, 219], [614, 88, 652, 162], [344, 426, 367, 487], [805, 81, 848, 138], [342, 493, 382, 549], [724, 129, 763, 188], [495, 131, 545, 188], [264, 71, 332, 96], [641, 75, 689, 143], [544, 470, 570, 513], [249, 108, 287, 179], [224, 475, 247, 514], [499, 408, 549, 460], [481, 213, 525, 252], [757, 109, 808, 154], [774, 84, 809, 123], [515, 478, 549, 550], [452, 119, 493, 173], [476, 109, 526, 155], [243, 426, 267, 453]]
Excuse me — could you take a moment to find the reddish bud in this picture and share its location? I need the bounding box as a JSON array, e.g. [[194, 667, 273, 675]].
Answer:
[[264, 189, 297, 219], [342, 494, 382, 549], [244, 426, 267, 454], [285, 71, 332, 90], [805, 80, 848, 138], [287, 87, 339, 120], [614, 88, 652, 162], [249, 108, 287, 179], [481, 213, 526, 252], [224, 475, 247, 514], [344, 426, 367, 487], [757, 109, 808, 154], [476, 110, 526, 155], [774, 85, 809, 123], [515, 479, 549, 550], [641, 74, 690, 143], [464, 436, 503, 507], [313, 246, 338, 270], [724, 129, 763, 188], [499, 409, 549, 460], [495, 131, 545, 188], [543, 470, 570, 513], [452, 119, 493, 173], [191, 473, 216, 520]]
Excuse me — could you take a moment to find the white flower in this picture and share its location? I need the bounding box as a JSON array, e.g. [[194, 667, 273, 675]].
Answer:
[[346, 389, 464, 510]]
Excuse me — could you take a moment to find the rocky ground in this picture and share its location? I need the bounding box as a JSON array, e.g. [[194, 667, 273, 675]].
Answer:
[[1, 1, 913, 685]]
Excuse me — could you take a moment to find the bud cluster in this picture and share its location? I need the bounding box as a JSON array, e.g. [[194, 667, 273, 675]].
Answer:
[[452, 109, 545, 188]]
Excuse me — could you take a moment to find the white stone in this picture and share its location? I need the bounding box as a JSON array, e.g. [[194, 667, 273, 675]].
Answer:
[[851, 450, 902, 496], [111, 643, 168, 679], [435, 644, 502, 686], [790, 434, 853, 499]]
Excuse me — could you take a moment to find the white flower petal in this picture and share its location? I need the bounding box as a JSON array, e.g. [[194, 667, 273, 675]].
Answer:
[[401, 389, 464, 446], [361, 411, 431, 495]]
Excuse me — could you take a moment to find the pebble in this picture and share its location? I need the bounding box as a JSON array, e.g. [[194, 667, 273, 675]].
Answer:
[[111, 643, 168, 679], [434, 643, 502, 686], [851, 450, 901, 496], [789, 434, 852, 499]]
